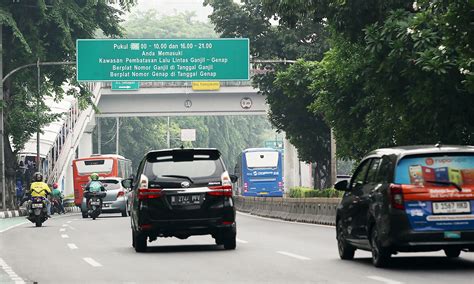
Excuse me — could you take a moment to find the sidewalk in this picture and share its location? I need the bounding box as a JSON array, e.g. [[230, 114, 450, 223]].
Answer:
[[0, 206, 80, 219]]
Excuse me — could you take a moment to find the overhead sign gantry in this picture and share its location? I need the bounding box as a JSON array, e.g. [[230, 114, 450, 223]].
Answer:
[[76, 39, 249, 82]]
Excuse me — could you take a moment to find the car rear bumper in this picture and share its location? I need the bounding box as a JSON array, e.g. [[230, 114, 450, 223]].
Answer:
[[387, 211, 474, 251], [102, 199, 126, 213], [138, 217, 236, 238]]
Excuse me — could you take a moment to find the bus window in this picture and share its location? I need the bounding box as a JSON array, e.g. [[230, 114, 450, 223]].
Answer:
[[245, 152, 279, 168]]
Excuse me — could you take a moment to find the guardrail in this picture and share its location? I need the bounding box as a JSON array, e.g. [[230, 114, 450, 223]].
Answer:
[[234, 196, 341, 226]]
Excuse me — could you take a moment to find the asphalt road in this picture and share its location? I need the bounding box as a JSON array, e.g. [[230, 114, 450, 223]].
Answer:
[[1, 212, 474, 283]]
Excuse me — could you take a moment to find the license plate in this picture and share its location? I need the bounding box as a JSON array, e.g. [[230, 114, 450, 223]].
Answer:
[[31, 203, 43, 209], [259, 192, 268, 195], [90, 201, 100, 206], [433, 201, 471, 214], [170, 194, 201, 206]]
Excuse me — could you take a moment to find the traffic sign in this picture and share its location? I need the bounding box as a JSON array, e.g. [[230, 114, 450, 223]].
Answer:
[[111, 81, 140, 91], [264, 140, 284, 149], [76, 39, 250, 81]]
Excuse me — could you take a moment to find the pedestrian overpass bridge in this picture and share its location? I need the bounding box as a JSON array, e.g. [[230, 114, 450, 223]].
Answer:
[[22, 81, 308, 200]]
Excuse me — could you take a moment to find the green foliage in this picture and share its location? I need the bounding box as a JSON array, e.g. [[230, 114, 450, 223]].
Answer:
[[206, 0, 332, 188], [288, 187, 342, 198]]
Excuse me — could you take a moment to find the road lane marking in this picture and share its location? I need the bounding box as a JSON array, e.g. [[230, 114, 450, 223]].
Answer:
[[0, 221, 28, 233], [59, 228, 66, 232], [276, 251, 311, 260], [67, 243, 78, 250], [236, 238, 248, 244], [67, 221, 72, 223], [237, 211, 335, 228], [0, 258, 25, 284], [62, 224, 68, 227], [83, 257, 102, 267], [61, 234, 69, 238], [368, 276, 403, 284]]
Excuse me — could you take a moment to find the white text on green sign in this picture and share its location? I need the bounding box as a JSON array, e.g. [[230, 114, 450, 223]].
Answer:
[[76, 39, 250, 81]]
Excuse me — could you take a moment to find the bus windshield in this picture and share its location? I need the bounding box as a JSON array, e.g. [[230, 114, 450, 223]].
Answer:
[[75, 159, 114, 175], [245, 152, 279, 169]]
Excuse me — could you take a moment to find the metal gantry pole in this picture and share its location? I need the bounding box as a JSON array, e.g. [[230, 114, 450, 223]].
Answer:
[[0, 24, 5, 210], [115, 117, 119, 155], [167, 116, 170, 148], [97, 117, 101, 154], [36, 59, 41, 173]]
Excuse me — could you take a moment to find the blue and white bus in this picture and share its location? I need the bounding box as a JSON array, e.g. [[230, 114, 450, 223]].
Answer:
[[234, 148, 283, 197]]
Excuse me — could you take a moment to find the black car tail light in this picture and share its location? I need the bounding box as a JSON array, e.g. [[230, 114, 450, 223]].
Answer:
[[390, 183, 405, 210], [208, 172, 233, 197], [138, 188, 163, 200]]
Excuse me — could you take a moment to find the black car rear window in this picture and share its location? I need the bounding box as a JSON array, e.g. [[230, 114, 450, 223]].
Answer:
[[144, 150, 224, 181]]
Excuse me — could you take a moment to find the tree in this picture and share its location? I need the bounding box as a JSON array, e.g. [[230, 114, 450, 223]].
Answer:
[[0, 0, 136, 208], [205, 0, 332, 188], [94, 10, 274, 172]]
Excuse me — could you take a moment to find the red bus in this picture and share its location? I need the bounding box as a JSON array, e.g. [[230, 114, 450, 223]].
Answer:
[[72, 154, 132, 206]]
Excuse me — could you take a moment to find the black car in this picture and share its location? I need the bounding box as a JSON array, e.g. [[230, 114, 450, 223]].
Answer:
[[123, 148, 238, 252], [335, 145, 474, 267]]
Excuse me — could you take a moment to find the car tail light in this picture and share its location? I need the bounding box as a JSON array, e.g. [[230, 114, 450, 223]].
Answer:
[[244, 182, 248, 193], [390, 184, 404, 210], [140, 224, 152, 230], [138, 188, 162, 200], [117, 190, 125, 198], [208, 172, 233, 197], [222, 221, 233, 225]]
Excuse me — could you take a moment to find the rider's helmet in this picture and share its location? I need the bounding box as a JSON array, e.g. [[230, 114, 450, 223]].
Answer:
[[90, 173, 99, 181], [33, 172, 43, 182], [52, 183, 58, 189]]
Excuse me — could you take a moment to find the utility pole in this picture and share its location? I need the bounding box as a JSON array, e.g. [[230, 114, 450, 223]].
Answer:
[[0, 24, 5, 210], [97, 117, 101, 154], [167, 116, 170, 148]]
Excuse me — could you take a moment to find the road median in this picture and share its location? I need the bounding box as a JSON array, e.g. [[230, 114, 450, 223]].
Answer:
[[234, 196, 341, 226]]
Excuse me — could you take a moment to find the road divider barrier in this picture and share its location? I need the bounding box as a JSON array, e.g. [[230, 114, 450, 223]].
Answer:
[[234, 196, 341, 226]]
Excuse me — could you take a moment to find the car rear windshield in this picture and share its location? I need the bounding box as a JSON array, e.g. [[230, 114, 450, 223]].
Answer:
[[144, 150, 225, 180], [101, 180, 121, 190], [395, 154, 474, 185]]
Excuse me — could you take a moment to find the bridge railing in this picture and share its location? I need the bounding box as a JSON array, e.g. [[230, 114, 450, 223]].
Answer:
[[45, 82, 100, 185]]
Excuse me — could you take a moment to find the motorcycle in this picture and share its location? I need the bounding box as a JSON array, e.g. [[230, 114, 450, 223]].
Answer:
[[27, 196, 48, 227], [87, 191, 106, 220], [51, 197, 63, 215]]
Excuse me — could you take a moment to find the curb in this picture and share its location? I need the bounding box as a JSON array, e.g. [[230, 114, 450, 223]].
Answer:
[[0, 206, 80, 219]]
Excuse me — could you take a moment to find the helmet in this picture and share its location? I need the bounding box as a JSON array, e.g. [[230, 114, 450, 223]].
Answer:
[[52, 183, 58, 189], [33, 172, 43, 182], [90, 173, 99, 181]]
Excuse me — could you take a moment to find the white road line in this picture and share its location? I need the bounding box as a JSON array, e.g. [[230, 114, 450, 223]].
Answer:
[[59, 228, 66, 232], [276, 251, 311, 260], [66, 221, 72, 224], [236, 238, 248, 244], [237, 211, 335, 228], [61, 234, 69, 238], [62, 224, 68, 227], [0, 258, 25, 284], [83, 257, 102, 267], [0, 221, 28, 233], [368, 276, 404, 284], [67, 243, 78, 250]]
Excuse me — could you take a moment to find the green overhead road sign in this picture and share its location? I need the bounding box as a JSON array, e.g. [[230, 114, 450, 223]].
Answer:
[[76, 39, 250, 81], [111, 81, 140, 91]]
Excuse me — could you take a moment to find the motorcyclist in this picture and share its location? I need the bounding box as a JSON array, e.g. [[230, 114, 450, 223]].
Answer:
[[51, 183, 65, 214], [29, 172, 51, 217], [83, 173, 106, 212]]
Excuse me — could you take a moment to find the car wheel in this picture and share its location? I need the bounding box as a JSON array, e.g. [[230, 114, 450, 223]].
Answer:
[[82, 211, 88, 219], [133, 230, 147, 252], [223, 234, 236, 250], [336, 220, 355, 260], [121, 210, 128, 217], [444, 248, 461, 258], [132, 230, 136, 248], [370, 226, 391, 268]]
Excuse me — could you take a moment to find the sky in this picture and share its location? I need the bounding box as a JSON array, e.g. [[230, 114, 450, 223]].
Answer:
[[128, 0, 213, 22]]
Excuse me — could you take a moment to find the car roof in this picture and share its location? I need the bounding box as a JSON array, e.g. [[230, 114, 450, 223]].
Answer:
[[366, 145, 474, 159], [243, 148, 280, 152], [146, 148, 220, 154]]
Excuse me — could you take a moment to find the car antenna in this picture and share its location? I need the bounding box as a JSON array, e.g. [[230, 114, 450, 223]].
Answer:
[[180, 144, 185, 150]]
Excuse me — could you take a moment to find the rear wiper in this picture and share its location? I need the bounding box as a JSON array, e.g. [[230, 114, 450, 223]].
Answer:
[[425, 180, 463, 192], [161, 175, 194, 183]]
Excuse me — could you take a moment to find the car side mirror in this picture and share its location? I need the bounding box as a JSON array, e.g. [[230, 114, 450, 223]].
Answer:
[[230, 174, 238, 183], [121, 178, 133, 189], [334, 180, 349, 192]]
